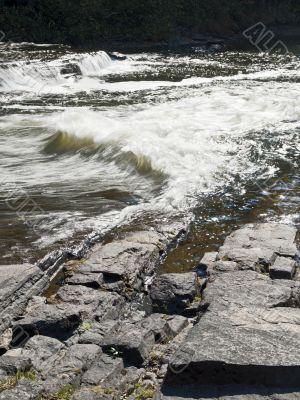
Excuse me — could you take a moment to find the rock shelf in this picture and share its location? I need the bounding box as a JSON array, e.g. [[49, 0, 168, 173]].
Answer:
[[0, 223, 299, 399]]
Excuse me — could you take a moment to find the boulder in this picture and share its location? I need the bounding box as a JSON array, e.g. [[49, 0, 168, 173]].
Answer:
[[198, 252, 218, 273], [60, 63, 81, 75], [72, 390, 112, 400], [269, 256, 296, 280], [140, 314, 188, 343], [78, 320, 119, 345], [108, 52, 127, 61], [22, 336, 65, 373], [101, 326, 151, 367], [0, 379, 44, 400], [81, 353, 124, 386], [37, 344, 101, 394], [150, 272, 201, 314], [0, 348, 32, 374]]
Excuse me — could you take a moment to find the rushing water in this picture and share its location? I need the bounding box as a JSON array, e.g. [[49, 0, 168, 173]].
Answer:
[[0, 41, 299, 267]]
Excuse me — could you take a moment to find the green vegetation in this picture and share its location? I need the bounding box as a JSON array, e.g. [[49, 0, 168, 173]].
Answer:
[[135, 387, 156, 400], [0, 370, 37, 393], [37, 385, 76, 400], [78, 321, 92, 332], [0, 0, 299, 46]]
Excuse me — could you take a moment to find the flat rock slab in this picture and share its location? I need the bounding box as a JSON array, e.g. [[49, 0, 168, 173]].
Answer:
[[56, 284, 125, 321], [202, 270, 300, 310], [168, 305, 300, 384], [0, 264, 39, 301], [167, 273, 300, 387], [0, 264, 42, 330], [167, 224, 300, 389], [81, 230, 167, 290], [218, 223, 297, 270]]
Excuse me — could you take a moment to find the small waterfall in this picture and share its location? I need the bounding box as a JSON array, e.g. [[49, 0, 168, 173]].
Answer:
[[0, 50, 113, 92], [76, 51, 112, 76], [0, 62, 62, 91]]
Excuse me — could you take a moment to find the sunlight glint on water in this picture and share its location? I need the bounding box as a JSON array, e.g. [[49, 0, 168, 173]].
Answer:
[[0, 43, 299, 265]]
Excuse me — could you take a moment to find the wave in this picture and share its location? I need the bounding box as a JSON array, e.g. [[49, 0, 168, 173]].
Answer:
[[43, 131, 167, 181], [41, 79, 300, 211]]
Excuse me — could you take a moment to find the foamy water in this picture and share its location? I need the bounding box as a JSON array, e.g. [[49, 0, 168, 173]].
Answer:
[[0, 43, 299, 263]]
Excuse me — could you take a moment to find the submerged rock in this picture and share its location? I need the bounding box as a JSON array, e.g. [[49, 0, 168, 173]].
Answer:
[[108, 52, 127, 61]]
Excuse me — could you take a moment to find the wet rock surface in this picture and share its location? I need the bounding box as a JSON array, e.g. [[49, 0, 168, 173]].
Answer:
[[0, 223, 299, 399]]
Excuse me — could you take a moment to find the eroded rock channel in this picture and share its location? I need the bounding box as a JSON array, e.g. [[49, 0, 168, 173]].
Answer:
[[0, 223, 299, 399]]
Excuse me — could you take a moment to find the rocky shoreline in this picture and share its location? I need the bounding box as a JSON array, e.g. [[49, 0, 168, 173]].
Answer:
[[0, 222, 299, 399]]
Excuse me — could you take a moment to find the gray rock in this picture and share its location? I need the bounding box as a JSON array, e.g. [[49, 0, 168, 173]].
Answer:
[[0, 254, 69, 339], [168, 305, 300, 387], [22, 335, 65, 373], [269, 256, 296, 280], [0, 379, 44, 400], [0, 264, 43, 335], [140, 314, 188, 343], [61, 63, 81, 76], [38, 344, 101, 394], [45, 343, 100, 377], [140, 314, 168, 344], [0, 265, 39, 304], [82, 230, 166, 291], [101, 326, 151, 367], [198, 252, 218, 273], [65, 272, 104, 289], [82, 353, 124, 386], [73, 392, 111, 400], [14, 303, 82, 340], [72, 388, 112, 400], [0, 348, 32, 374], [202, 270, 298, 310], [78, 320, 119, 345], [165, 315, 189, 338], [218, 224, 297, 270], [211, 260, 238, 273], [56, 285, 125, 321], [150, 273, 199, 314]]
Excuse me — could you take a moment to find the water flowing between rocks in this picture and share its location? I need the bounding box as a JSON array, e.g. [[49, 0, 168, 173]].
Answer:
[[0, 42, 299, 269]]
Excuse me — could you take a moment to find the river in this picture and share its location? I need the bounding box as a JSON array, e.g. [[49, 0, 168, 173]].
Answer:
[[0, 41, 299, 268]]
